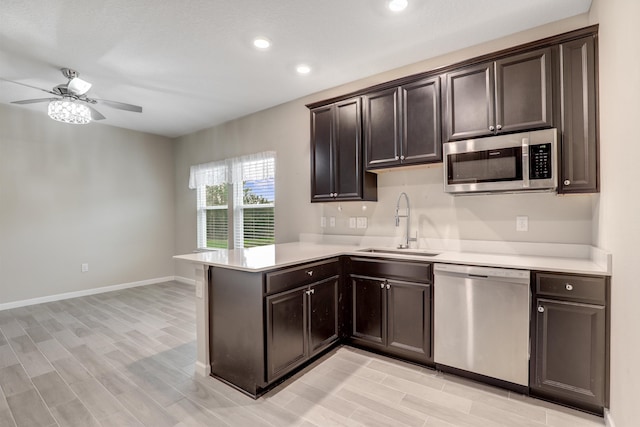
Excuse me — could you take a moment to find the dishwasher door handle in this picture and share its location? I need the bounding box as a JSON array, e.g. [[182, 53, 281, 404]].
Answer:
[[468, 274, 489, 279]]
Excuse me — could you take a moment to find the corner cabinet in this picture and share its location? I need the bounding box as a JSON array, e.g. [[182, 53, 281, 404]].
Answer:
[[346, 257, 432, 364], [444, 47, 553, 141], [364, 76, 442, 170], [559, 35, 599, 193], [310, 98, 377, 202], [530, 272, 609, 414]]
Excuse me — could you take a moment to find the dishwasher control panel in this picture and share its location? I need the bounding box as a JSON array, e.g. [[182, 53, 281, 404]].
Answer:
[[434, 263, 530, 280]]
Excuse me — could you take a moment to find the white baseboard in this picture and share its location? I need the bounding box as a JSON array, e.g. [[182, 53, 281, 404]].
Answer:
[[174, 276, 196, 286], [604, 409, 615, 427], [195, 361, 211, 377], [0, 276, 181, 311]]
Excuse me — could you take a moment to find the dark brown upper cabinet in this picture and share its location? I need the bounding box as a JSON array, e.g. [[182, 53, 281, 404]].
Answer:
[[310, 98, 377, 202], [364, 76, 442, 170], [445, 47, 553, 141], [559, 35, 598, 194]]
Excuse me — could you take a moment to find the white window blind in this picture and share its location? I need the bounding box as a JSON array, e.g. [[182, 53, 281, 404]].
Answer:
[[191, 152, 275, 249]]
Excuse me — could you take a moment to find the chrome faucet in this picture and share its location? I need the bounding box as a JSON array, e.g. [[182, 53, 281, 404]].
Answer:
[[395, 192, 416, 249]]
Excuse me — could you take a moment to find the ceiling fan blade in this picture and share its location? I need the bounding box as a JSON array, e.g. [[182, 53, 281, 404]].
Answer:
[[0, 78, 58, 96], [85, 105, 106, 120], [11, 98, 57, 105], [93, 98, 142, 113]]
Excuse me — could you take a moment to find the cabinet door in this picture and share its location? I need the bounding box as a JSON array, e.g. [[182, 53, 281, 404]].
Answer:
[[401, 77, 442, 164], [495, 48, 553, 133], [310, 105, 335, 201], [445, 62, 495, 141], [266, 287, 307, 382], [532, 298, 606, 409], [308, 277, 339, 356], [334, 98, 364, 199], [386, 280, 431, 361], [364, 87, 401, 169], [559, 36, 598, 193], [351, 276, 386, 345]]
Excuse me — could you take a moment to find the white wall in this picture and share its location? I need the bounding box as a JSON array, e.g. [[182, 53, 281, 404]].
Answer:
[[174, 14, 595, 279], [589, 0, 640, 425], [0, 104, 176, 305]]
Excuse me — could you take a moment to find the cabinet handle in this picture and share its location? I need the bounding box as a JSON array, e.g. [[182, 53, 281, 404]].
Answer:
[[564, 180, 571, 186], [306, 289, 315, 295], [400, 155, 405, 160], [307, 270, 313, 276], [538, 306, 545, 313], [395, 156, 399, 160], [386, 284, 391, 290], [489, 125, 495, 131], [565, 283, 573, 291], [496, 124, 502, 131], [380, 283, 385, 289]]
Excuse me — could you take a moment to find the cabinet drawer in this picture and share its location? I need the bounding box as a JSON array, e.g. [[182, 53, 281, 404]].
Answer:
[[348, 257, 431, 283], [266, 258, 340, 295], [535, 272, 606, 303]]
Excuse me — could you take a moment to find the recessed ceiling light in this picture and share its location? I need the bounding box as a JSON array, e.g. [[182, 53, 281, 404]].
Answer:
[[253, 37, 271, 50], [388, 0, 408, 12], [296, 64, 311, 75]]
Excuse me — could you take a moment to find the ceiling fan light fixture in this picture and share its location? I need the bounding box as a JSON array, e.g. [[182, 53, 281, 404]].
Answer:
[[67, 77, 92, 95], [48, 98, 92, 124]]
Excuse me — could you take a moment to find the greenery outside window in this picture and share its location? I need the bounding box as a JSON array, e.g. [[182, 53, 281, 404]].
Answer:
[[190, 152, 275, 250]]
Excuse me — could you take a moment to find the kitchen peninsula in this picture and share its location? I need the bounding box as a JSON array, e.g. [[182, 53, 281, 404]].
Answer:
[[175, 238, 610, 413]]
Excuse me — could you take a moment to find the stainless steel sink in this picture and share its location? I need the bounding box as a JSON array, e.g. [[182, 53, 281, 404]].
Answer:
[[357, 248, 439, 257]]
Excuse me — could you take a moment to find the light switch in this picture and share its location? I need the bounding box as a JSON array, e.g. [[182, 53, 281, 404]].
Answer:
[[349, 217, 357, 228], [329, 217, 336, 227], [320, 217, 327, 228], [516, 216, 529, 232], [81, 263, 89, 273], [195, 282, 203, 298], [356, 217, 368, 229]]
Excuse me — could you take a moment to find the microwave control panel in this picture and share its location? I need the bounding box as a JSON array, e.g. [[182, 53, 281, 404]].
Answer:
[[529, 143, 552, 180]]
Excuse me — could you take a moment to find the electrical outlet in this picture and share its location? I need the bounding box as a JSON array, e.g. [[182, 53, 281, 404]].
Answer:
[[516, 216, 529, 232], [81, 263, 89, 273], [195, 282, 203, 298], [349, 217, 357, 228], [329, 217, 336, 227], [320, 217, 327, 228], [356, 217, 368, 229]]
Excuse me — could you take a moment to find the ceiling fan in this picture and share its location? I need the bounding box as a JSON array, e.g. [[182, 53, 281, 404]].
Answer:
[[3, 68, 142, 124]]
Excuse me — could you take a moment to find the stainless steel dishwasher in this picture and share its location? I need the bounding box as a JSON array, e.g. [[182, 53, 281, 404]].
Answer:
[[434, 263, 530, 386]]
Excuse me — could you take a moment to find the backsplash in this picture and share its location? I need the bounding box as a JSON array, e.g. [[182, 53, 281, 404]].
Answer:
[[317, 165, 595, 245]]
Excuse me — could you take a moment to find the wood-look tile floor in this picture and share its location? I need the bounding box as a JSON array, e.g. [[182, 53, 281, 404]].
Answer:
[[0, 281, 605, 427]]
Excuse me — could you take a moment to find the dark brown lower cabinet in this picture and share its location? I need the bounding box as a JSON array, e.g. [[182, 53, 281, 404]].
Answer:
[[349, 257, 432, 364], [266, 276, 339, 382], [531, 272, 609, 413]]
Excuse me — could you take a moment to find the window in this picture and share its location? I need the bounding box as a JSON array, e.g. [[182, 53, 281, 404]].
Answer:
[[190, 152, 275, 250]]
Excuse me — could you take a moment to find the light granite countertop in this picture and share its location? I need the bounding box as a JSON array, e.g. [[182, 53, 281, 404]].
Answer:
[[173, 240, 611, 276]]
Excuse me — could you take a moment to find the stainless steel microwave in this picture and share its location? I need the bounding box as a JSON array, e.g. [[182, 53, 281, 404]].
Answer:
[[443, 128, 558, 195]]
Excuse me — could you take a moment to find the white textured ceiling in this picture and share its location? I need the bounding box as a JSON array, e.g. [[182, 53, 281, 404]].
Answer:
[[0, 0, 592, 138]]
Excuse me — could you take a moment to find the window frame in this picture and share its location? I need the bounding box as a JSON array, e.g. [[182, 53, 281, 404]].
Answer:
[[193, 153, 275, 250]]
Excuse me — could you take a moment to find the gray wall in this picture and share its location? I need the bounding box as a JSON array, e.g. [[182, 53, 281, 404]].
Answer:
[[0, 104, 176, 304], [589, 0, 640, 425], [174, 14, 595, 279]]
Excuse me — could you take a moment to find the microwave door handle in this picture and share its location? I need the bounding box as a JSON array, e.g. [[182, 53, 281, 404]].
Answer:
[[522, 137, 530, 188]]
